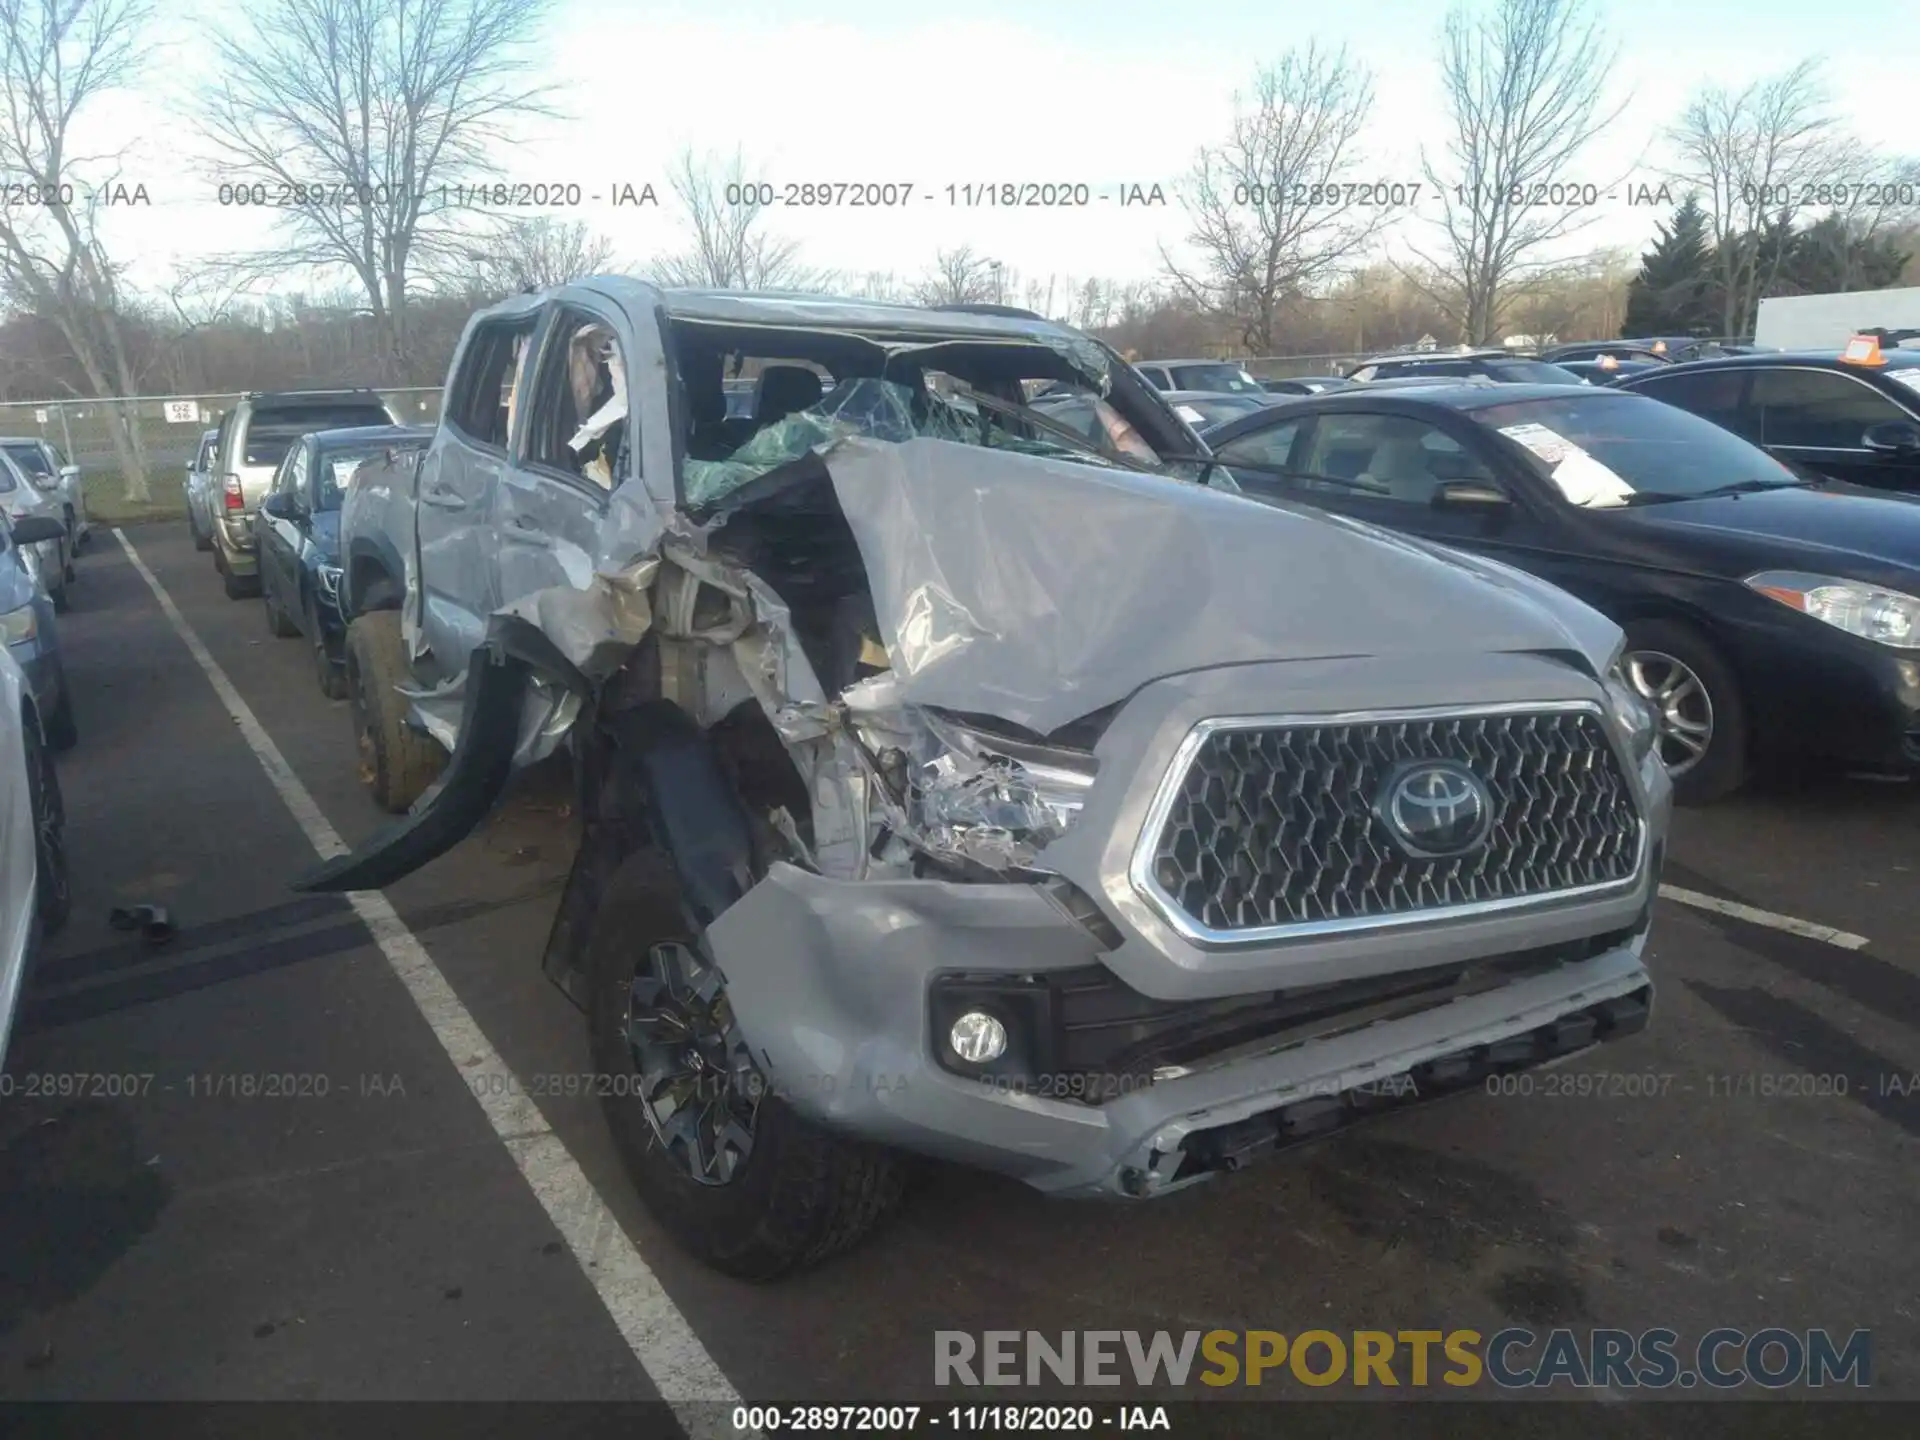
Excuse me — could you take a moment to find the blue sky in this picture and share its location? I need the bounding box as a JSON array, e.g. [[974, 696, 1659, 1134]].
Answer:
[[87, 0, 1919, 295]]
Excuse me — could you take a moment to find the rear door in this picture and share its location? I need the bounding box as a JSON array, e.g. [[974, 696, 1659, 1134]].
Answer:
[[416, 311, 543, 677]]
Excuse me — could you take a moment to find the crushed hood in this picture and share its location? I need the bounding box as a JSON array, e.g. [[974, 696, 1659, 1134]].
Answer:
[[822, 437, 1619, 736]]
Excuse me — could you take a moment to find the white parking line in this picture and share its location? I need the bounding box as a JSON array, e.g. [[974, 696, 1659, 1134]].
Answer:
[[1658, 884, 1869, 951], [113, 531, 742, 1433]]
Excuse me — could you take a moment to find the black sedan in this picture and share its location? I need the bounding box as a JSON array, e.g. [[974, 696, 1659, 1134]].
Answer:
[[1199, 383, 1920, 802], [256, 425, 433, 698], [1616, 344, 1920, 495]]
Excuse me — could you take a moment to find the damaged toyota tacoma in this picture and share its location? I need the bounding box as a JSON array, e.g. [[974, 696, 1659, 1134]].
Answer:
[[305, 282, 1670, 1280]]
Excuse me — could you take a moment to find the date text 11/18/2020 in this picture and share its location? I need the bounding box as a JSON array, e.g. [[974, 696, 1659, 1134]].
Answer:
[[731, 1405, 1172, 1434]]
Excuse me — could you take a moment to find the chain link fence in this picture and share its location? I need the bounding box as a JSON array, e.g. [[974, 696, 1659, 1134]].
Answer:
[[0, 388, 445, 482]]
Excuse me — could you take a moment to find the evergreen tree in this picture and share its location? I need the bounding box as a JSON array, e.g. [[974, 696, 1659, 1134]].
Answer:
[[1780, 213, 1912, 295], [1622, 194, 1717, 336]]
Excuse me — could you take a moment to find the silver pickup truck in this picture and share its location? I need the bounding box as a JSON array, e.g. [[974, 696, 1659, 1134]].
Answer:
[[308, 282, 1669, 1280]]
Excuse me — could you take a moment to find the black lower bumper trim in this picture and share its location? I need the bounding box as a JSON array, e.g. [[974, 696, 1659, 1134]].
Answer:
[[1178, 985, 1652, 1180]]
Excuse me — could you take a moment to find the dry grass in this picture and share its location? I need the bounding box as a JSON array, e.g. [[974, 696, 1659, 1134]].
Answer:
[[82, 470, 187, 526]]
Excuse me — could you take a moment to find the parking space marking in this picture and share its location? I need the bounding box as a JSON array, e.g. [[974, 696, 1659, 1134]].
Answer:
[[1658, 883, 1869, 951], [113, 530, 742, 1433]]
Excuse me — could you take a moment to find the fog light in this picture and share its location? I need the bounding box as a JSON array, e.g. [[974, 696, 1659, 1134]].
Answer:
[[949, 1011, 1007, 1064]]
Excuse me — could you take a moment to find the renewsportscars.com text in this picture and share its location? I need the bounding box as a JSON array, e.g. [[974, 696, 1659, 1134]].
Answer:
[[934, 1327, 1871, 1390]]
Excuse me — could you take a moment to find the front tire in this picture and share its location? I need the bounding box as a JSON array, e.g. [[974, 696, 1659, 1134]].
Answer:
[[587, 851, 905, 1280], [1622, 617, 1747, 804], [343, 609, 446, 813]]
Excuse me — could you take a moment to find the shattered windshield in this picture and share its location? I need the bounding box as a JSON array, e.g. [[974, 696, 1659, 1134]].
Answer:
[[686, 377, 1160, 510]]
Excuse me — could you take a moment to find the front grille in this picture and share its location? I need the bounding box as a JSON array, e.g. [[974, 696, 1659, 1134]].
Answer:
[[1139, 705, 1642, 941]]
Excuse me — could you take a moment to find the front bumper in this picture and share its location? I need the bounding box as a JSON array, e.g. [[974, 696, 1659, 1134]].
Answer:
[[708, 652, 1672, 1196], [708, 865, 1655, 1196], [1728, 609, 1920, 771]]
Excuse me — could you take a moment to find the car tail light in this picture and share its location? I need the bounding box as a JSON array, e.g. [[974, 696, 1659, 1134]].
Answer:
[[223, 473, 243, 510]]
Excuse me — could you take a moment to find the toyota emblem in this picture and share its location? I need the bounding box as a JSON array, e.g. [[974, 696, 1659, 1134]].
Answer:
[[1375, 760, 1495, 859]]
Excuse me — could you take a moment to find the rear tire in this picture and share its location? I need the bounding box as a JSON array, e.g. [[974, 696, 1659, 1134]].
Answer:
[[222, 565, 255, 600], [1622, 617, 1747, 805], [343, 609, 446, 813], [24, 716, 70, 936], [587, 851, 905, 1280], [193, 513, 212, 552]]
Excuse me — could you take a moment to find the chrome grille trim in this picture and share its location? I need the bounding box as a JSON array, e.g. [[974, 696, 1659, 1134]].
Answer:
[[1128, 701, 1648, 947]]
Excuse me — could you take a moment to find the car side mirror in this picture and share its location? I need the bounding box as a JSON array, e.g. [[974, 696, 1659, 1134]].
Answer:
[[1862, 421, 1920, 456], [1433, 481, 1512, 511], [8, 515, 66, 545]]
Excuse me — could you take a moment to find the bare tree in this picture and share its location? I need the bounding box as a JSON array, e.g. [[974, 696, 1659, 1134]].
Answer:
[[1411, 0, 1628, 344], [652, 148, 812, 290], [200, 0, 555, 370], [1665, 62, 1844, 334], [1162, 45, 1382, 354], [451, 216, 619, 296], [0, 0, 156, 498], [912, 245, 998, 306]]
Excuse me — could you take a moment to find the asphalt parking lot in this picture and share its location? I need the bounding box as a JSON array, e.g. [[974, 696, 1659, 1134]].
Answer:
[[2, 522, 1917, 1422]]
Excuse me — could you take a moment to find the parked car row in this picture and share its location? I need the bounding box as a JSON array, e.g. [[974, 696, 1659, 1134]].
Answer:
[[186, 389, 437, 709], [0, 470, 81, 1070]]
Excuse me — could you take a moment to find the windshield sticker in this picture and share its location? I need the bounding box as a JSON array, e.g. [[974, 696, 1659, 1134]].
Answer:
[[1886, 369, 1920, 399], [1498, 422, 1635, 507]]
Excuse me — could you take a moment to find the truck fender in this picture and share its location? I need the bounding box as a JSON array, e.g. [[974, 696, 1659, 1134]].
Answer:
[[541, 698, 760, 1010]]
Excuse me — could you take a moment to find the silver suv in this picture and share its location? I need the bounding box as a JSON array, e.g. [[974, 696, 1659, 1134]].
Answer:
[[302, 282, 1670, 1280], [208, 390, 398, 598]]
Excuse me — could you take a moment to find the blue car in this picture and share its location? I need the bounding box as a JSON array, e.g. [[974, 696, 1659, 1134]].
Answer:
[[255, 425, 434, 698], [0, 508, 76, 750]]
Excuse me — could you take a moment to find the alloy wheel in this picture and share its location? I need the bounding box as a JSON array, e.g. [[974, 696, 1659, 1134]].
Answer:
[[1623, 649, 1714, 777], [623, 939, 761, 1186]]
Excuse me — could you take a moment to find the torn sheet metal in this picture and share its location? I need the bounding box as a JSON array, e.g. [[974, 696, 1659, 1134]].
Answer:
[[817, 435, 1624, 737], [493, 554, 660, 681]]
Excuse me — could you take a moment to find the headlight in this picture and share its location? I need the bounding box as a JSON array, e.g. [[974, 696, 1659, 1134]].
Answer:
[[906, 711, 1098, 872], [1746, 570, 1920, 649], [0, 605, 36, 645], [1603, 650, 1658, 764], [318, 563, 343, 598]]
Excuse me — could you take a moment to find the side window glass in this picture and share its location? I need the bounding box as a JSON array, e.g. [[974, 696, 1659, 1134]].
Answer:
[[290, 445, 311, 500], [447, 317, 538, 449], [526, 310, 631, 491], [1633, 369, 1756, 440], [1752, 369, 1907, 449], [1216, 419, 1303, 475], [1294, 413, 1490, 503]]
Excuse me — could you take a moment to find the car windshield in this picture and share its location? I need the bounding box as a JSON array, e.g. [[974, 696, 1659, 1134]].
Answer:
[[1170, 364, 1263, 394], [315, 442, 417, 511], [1470, 392, 1808, 507], [1484, 359, 1587, 384], [1, 442, 51, 478]]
